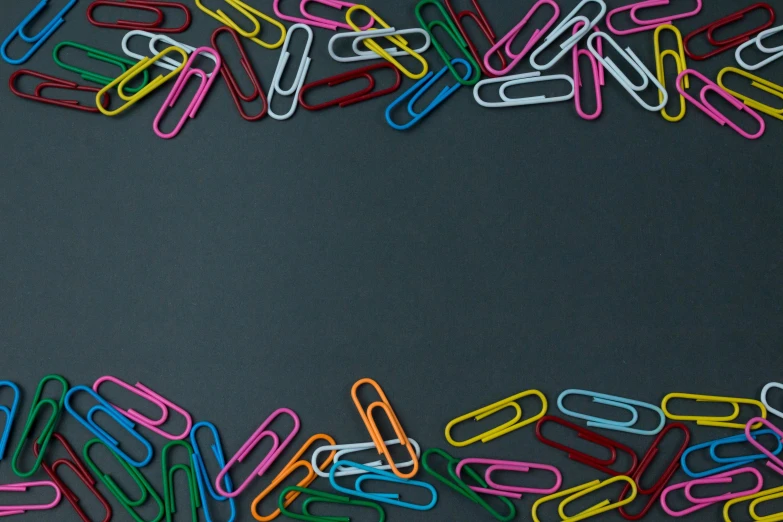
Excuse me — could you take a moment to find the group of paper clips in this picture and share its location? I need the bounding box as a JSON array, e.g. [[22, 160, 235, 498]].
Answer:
[[1, 377, 783, 521], [4, 0, 783, 137]]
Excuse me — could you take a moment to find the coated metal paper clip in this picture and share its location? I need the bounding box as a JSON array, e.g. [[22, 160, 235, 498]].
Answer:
[[211, 27, 267, 121], [149, 33, 220, 73], [473, 72, 575, 108], [444, 0, 506, 77], [329, 460, 438, 511], [328, 28, 431, 63], [9, 70, 110, 113], [654, 24, 688, 122], [278, 486, 385, 522], [762, 382, 783, 419], [268, 24, 313, 121], [680, 428, 782, 478], [162, 441, 200, 522], [275, 0, 372, 31], [0, 382, 20, 463], [736, 26, 783, 70], [190, 421, 236, 522], [684, 3, 775, 61], [558, 476, 638, 522], [196, 0, 285, 49], [299, 63, 402, 110], [660, 467, 763, 517], [557, 389, 666, 435], [533, 481, 600, 522], [573, 21, 604, 120], [1, 0, 78, 65], [53, 41, 149, 94], [745, 417, 783, 475], [0, 481, 62, 517], [662, 392, 768, 427], [415, 0, 481, 85], [606, 0, 702, 36], [454, 458, 562, 499], [723, 484, 783, 522], [87, 0, 191, 32], [718, 67, 783, 121], [311, 438, 422, 478], [529, 0, 607, 71]]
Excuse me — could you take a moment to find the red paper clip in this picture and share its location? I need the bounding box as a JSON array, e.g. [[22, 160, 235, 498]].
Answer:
[[443, 0, 506, 77], [211, 27, 267, 121], [684, 3, 775, 60], [33, 434, 112, 522], [535, 416, 638, 476], [299, 63, 402, 111], [87, 0, 191, 33], [9, 70, 109, 113], [618, 423, 690, 520]]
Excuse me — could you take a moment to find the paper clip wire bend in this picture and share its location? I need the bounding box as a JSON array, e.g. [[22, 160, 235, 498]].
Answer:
[[606, 0, 702, 36], [745, 417, 783, 475], [1, 0, 78, 65], [529, 0, 607, 71], [680, 429, 782, 478], [278, 486, 385, 522], [0, 382, 21, 463], [723, 484, 783, 522], [415, 0, 481, 85], [736, 26, 783, 70], [660, 467, 764, 517], [533, 481, 601, 522], [53, 41, 150, 94], [9, 70, 110, 113], [474, 72, 575, 108], [311, 438, 421, 478], [196, 0, 285, 48], [717, 67, 783, 121], [558, 476, 638, 522], [654, 24, 688, 122], [0, 480, 62, 517], [444, 0, 506, 77], [329, 460, 437, 511], [268, 24, 313, 121], [762, 382, 783, 420], [274, 0, 371, 31], [87, 0, 191, 33], [211, 27, 267, 121], [328, 28, 431, 63], [299, 63, 402, 110], [190, 421, 236, 522], [662, 392, 767, 428], [557, 389, 666, 435], [455, 458, 562, 499], [683, 3, 775, 61]]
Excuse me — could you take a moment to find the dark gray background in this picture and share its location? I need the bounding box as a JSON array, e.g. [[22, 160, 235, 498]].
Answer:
[[1, 0, 782, 520]]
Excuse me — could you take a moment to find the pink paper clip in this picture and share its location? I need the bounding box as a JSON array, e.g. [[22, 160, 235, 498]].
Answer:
[[214, 408, 300, 498], [573, 21, 603, 120], [606, 0, 702, 35], [676, 69, 765, 140], [273, 0, 372, 31], [483, 0, 560, 76], [660, 467, 763, 517], [153, 47, 222, 140], [92, 375, 193, 440], [746, 417, 783, 475], [0, 481, 61, 517], [455, 458, 562, 499]]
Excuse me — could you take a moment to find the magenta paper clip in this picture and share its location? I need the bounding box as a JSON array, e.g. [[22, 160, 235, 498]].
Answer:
[[153, 46, 221, 139], [93, 375, 193, 440], [0, 481, 61, 517], [660, 467, 763, 517], [746, 417, 783, 475], [606, 0, 702, 35], [455, 458, 562, 499], [273, 0, 372, 30], [214, 408, 300, 498], [573, 21, 603, 120]]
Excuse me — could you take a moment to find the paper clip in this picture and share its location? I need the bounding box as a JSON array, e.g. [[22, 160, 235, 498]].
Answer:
[[268, 24, 313, 121], [454, 458, 562, 499], [83, 438, 165, 522], [415, 0, 481, 85], [654, 24, 688, 122], [680, 429, 782, 478], [473, 72, 575, 108], [196, 0, 285, 49], [573, 22, 603, 120], [87, 0, 191, 32], [606, 0, 702, 36], [190, 421, 236, 522], [11, 375, 68, 478], [278, 486, 385, 522], [53, 41, 149, 95], [529, 0, 607, 71], [1, 0, 78, 65], [723, 484, 783, 522], [97, 45, 188, 116], [33, 433, 112, 522], [64, 385, 153, 467], [662, 392, 767, 429], [660, 467, 763, 517], [684, 4, 775, 61], [148, 34, 220, 73], [533, 481, 601, 522], [299, 63, 402, 111], [745, 417, 783, 475], [0, 481, 61, 517], [211, 27, 267, 121], [214, 408, 300, 498], [762, 382, 783, 420], [329, 460, 437, 510], [718, 67, 783, 121], [535, 415, 638, 476], [444, 0, 506, 77], [558, 476, 638, 522], [346, 6, 429, 80], [737, 25, 783, 70], [617, 423, 690, 521], [749, 490, 783, 522], [483, 0, 560, 77], [351, 378, 418, 479], [557, 389, 666, 436], [311, 438, 421, 478], [250, 434, 336, 521], [162, 441, 200, 522], [274, 0, 371, 31], [328, 28, 431, 63], [421, 448, 515, 521], [0, 382, 20, 463], [9, 70, 110, 113], [444, 389, 547, 447]]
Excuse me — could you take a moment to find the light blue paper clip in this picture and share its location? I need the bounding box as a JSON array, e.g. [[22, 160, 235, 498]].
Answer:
[[190, 421, 236, 522], [557, 389, 665, 435], [0, 381, 20, 462], [681, 429, 783, 478], [329, 460, 437, 511], [1, 0, 78, 64]]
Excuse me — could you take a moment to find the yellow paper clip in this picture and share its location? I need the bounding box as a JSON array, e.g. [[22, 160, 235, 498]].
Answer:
[[558, 476, 638, 522], [345, 5, 428, 79], [196, 0, 286, 49], [444, 390, 547, 447], [654, 24, 688, 122], [96, 46, 187, 116], [717, 67, 783, 121], [723, 484, 783, 522], [661, 393, 766, 429], [533, 480, 601, 522]]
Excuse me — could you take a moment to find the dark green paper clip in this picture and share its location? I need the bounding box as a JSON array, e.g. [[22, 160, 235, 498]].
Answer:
[[279, 486, 386, 522], [53, 41, 150, 93], [162, 440, 200, 522]]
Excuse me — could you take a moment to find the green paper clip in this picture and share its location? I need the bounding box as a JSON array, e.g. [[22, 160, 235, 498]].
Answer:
[[162, 440, 200, 522], [53, 41, 150, 93], [279, 486, 385, 522]]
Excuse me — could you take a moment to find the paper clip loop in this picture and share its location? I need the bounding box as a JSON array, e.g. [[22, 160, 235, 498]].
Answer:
[[9, 70, 110, 113], [214, 408, 300, 498], [654, 24, 688, 122], [684, 4, 775, 61], [483, 0, 560, 77], [329, 460, 437, 510], [275, 0, 371, 31], [87, 0, 191, 32], [196, 0, 285, 49], [299, 63, 402, 111], [660, 467, 763, 517], [33, 433, 112, 522], [211, 27, 267, 121], [444, 389, 547, 447], [558, 476, 638, 522], [533, 481, 600, 522], [278, 486, 385, 522], [473, 72, 575, 108], [162, 441, 200, 522], [444, 0, 506, 77], [662, 392, 767, 429], [268, 24, 313, 121], [11, 375, 68, 478], [762, 382, 783, 420], [529, 0, 607, 71], [0, 382, 20, 463], [190, 422, 236, 522], [1, 0, 78, 65], [606, 0, 702, 36], [0, 481, 61, 517], [455, 458, 562, 499], [573, 22, 604, 120], [83, 438, 165, 522], [557, 389, 666, 435], [311, 438, 421, 478], [415, 0, 481, 85], [745, 417, 783, 475], [737, 26, 783, 70], [718, 67, 783, 121], [148, 33, 220, 73], [680, 428, 782, 478], [723, 484, 783, 522], [54, 41, 149, 94], [328, 28, 431, 63]]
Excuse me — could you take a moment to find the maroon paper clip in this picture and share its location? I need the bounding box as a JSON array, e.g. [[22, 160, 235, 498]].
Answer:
[[298, 63, 402, 111], [618, 423, 690, 520], [87, 0, 191, 33], [535, 416, 638, 476], [9, 70, 110, 113], [211, 27, 267, 121], [684, 3, 775, 60], [443, 0, 506, 77], [33, 434, 112, 522]]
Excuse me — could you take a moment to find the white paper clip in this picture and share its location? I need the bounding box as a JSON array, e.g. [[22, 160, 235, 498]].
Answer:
[[736, 25, 783, 70], [473, 72, 575, 108], [762, 382, 783, 420], [268, 23, 313, 121], [310, 438, 421, 478], [529, 0, 606, 71], [150, 34, 219, 74], [328, 27, 431, 63]]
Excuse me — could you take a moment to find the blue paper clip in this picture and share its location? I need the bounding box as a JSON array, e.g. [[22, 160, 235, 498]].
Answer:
[[64, 385, 153, 467], [190, 421, 236, 522], [329, 460, 438, 511], [557, 389, 665, 435], [0, 382, 20, 462], [680, 429, 783, 478], [385, 58, 472, 130], [1, 0, 79, 65]]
